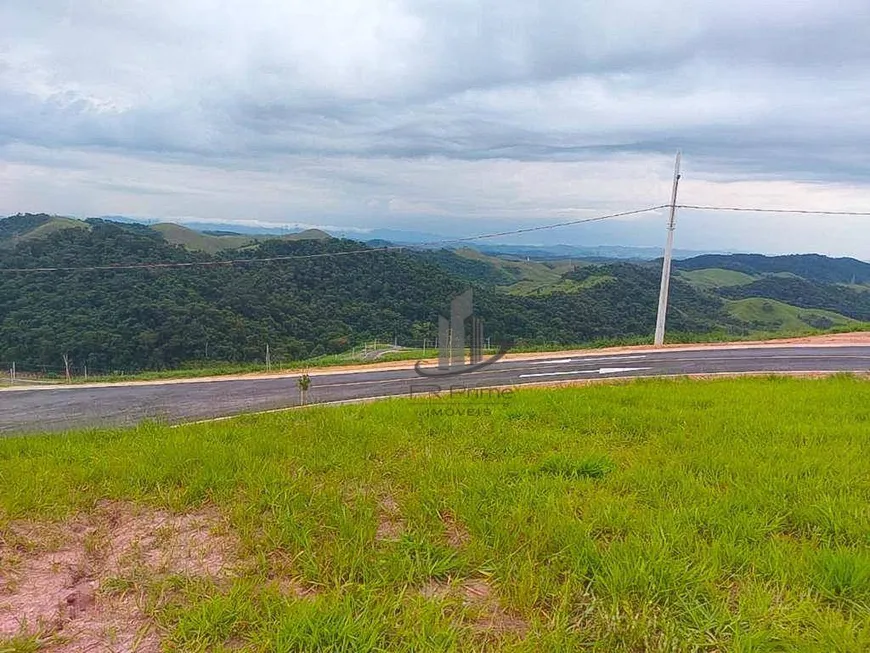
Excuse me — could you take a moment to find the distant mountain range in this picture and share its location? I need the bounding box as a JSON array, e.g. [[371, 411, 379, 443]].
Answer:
[[7, 214, 728, 260], [0, 213, 330, 254]]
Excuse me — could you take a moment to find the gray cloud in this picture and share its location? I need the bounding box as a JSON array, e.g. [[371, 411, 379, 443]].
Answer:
[[1, 0, 870, 255]]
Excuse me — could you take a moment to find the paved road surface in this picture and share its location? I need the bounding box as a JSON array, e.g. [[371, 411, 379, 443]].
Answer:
[[2, 345, 869, 434]]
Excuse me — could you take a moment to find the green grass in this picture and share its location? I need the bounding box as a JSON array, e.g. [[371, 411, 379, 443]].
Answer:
[[2, 377, 870, 650], [839, 283, 870, 293], [152, 223, 254, 253], [452, 249, 580, 295], [504, 274, 616, 297], [726, 298, 858, 331], [151, 224, 329, 254], [678, 268, 757, 289]]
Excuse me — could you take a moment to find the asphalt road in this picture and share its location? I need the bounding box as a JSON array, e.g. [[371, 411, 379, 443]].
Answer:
[[2, 345, 869, 435]]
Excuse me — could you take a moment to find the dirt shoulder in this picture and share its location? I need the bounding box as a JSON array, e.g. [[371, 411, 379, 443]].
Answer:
[[501, 331, 870, 361], [4, 332, 870, 392]]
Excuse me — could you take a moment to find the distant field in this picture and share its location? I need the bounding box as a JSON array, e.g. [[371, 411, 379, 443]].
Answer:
[[2, 377, 869, 651], [504, 274, 616, 297], [453, 248, 580, 295], [726, 297, 857, 331], [152, 223, 254, 254], [678, 267, 757, 289]]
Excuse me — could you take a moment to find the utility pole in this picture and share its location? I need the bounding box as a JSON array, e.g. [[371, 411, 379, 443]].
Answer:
[[266, 343, 271, 372], [10, 362, 15, 386], [654, 151, 682, 347]]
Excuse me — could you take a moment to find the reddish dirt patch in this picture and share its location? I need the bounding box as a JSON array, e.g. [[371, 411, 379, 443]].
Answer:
[[93, 502, 233, 578], [419, 579, 452, 600], [440, 511, 471, 548], [0, 502, 236, 649], [375, 496, 405, 542], [756, 332, 870, 346], [499, 331, 870, 360], [419, 577, 528, 637], [273, 578, 321, 601]]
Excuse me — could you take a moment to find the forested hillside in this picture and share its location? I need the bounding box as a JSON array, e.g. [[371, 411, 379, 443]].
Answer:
[[2, 215, 868, 374], [675, 253, 870, 284], [719, 277, 870, 320], [0, 218, 728, 372], [0, 213, 88, 247]]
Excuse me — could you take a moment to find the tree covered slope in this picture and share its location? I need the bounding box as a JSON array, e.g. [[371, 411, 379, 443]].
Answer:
[[1, 215, 867, 373], [0, 219, 726, 371]]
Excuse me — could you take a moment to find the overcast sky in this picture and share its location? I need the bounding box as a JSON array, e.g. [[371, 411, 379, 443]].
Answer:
[[2, 0, 870, 255]]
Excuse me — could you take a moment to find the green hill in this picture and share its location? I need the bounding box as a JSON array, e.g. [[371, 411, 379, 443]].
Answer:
[[725, 298, 857, 332], [152, 223, 254, 253], [452, 248, 582, 294], [679, 267, 757, 289], [1, 215, 333, 255], [676, 253, 870, 285], [281, 228, 332, 241], [0, 213, 88, 247], [150, 225, 330, 253], [720, 276, 870, 320]]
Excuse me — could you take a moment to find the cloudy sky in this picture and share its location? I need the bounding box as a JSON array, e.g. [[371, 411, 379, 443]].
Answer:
[[1, 0, 869, 255]]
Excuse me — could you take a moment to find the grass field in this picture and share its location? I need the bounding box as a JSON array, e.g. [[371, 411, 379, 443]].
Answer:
[[151, 224, 254, 254], [2, 377, 869, 651], [726, 298, 857, 332], [452, 249, 579, 295], [678, 268, 757, 289]]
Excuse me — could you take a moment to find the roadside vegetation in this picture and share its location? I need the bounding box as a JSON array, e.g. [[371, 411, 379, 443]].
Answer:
[[2, 377, 869, 651], [4, 323, 869, 387], [0, 320, 870, 387]]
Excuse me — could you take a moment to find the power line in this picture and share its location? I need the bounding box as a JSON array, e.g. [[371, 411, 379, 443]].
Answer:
[[0, 205, 669, 274], [424, 205, 670, 244], [677, 204, 870, 217], [6, 202, 869, 274]]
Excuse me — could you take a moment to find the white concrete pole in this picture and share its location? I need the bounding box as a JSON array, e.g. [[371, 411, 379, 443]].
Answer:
[[654, 151, 682, 346]]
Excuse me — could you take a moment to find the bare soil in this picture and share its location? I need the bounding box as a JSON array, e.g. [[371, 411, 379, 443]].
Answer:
[[419, 577, 528, 636], [375, 495, 405, 542], [0, 501, 236, 650]]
